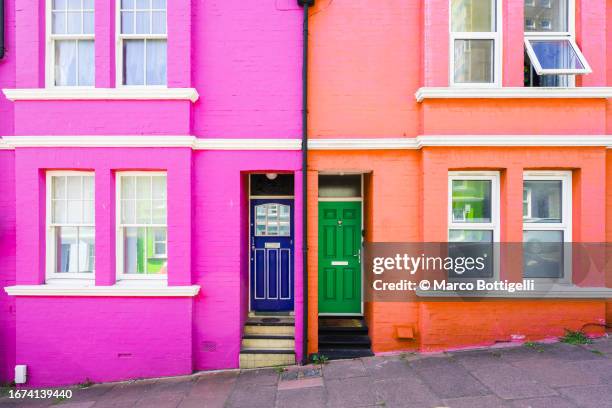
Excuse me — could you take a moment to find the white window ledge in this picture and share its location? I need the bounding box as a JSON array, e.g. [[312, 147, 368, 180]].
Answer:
[[4, 284, 200, 297], [415, 87, 612, 102], [416, 285, 612, 299], [2, 88, 199, 103]]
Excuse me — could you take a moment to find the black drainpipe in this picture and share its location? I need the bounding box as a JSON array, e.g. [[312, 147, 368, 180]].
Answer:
[[298, 0, 313, 365], [0, 0, 5, 59]]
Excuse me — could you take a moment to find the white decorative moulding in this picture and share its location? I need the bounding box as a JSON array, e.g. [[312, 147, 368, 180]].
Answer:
[[415, 87, 612, 102], [4, 284, 201, 297], [2, 88, 199, 103]]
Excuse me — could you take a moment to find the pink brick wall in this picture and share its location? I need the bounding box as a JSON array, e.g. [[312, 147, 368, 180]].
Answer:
[[192, 150, 303, 370], [15, 297, 193, 387]]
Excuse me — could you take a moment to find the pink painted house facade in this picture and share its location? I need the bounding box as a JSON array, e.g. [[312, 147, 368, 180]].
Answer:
[[0, 0, 305, 387]]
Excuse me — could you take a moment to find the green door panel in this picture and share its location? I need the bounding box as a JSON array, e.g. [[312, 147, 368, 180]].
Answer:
[[318, 201, 362, 314]]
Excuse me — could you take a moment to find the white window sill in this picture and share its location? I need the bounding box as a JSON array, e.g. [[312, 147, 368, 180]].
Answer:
[[2, 87, 199, 103], [415, 87, 612, 102], [416, 284, 612, 298], [4, 283, 200, 297]]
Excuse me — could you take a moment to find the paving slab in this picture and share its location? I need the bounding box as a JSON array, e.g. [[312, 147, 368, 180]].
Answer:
[[362, 355, 415, 380], [374, 377, 442, 408], [326, 376, 377, 408], [441, 394, 507, 408], [508, 396, 579, 408], [322, 359, 367, 380], [557, 384, 612, 408], [276, 387, 327, 408], [234, 368, 279, 387], [225, 384, 277, 408], [510, 358, 602, 387], [470, 363, 558, 400], [451, 349, 506, 371], [410, 356, 489, 398]]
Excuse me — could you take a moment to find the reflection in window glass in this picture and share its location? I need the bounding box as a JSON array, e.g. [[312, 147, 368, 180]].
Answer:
[[453, 40, 494, 84], [449, 230, 494, 278], [524, 0, 568, 32], [451, 0, 494, 32], [254, 204, 291, 237], [119, 174, 167, 276], [529, 40, 585, 71], [451, 180, 492, 223], [523, 230, 564, 278], [49, 174, 95, 275], [523, 181, 562, 223]]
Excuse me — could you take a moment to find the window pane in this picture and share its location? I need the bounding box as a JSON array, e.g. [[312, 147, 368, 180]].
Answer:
[[124, 227, 146, 274], [136, 176, 151, 199], [121, 11, 135, 34], [146, 39, 167, 86], [121, 176, 135, 199], [52, 176, 66, 199], [451, 0, 494, 32], [152, 199, 166, 224], [78, 226, 95, 272], [449, 230, 494, 278], [523, 230, 564, 278], [135, 10, 150, 34], [67, 0, 81, 10], [529, 40, 585, 71], [56, 226, 78, 273], [454, 39, 494, 83], [136, 0, 150, 8], [83, 176, 94, 199], [121, 0, 135, 9], [151, 11, 166, 34], [67, 200, 83, 223], [66, 11, 82, 34], [152, 0, 166, 9], [66, 176, 81, 199], [78, 40, 95, 86], [123, 39, 145, 85], [53, 0, 68, 10], [525, 0, 568, 32], [53, 200, 66, 224], [121, 199, 135, 224], [318, 175, 361, 198], [55, 40, 77, 86], [83, 0, 94, 9], [523, 180, 562, 223], [83, 200, 94, 224], [52, 11, 67, 34], [451, 179, 492, 223], [136, 199, 152, 224], [83, 11, 94, 34], [152, 176, 166, 199]]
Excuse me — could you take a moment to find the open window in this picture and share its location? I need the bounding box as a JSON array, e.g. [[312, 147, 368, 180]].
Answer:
[[524, 0, 591, 87]]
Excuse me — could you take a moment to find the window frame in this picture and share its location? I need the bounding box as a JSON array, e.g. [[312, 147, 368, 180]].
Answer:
[[45, 170, 96, 281], [448, 171, 501, 280], [115, 0, 168, 88], [449, 0, 503, 88], [45, 0, 96, 88], [524, 0, 591, 78], [522, 170, 572, 283], [115, 171, 168, 281]]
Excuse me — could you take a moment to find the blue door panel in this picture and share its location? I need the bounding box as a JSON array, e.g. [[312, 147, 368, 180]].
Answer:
[[250, 199, 294, 311]]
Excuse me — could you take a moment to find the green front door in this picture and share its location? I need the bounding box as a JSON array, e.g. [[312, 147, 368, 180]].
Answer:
[[318, 201, 362, 314]]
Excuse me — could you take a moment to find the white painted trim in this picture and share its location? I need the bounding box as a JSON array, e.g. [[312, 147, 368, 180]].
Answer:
[[2, 88, 199, 102], [415, 87, 612, 102], [2, 135, 196, 148], [416, 285, 612, 298], [193, 138, 302, 150], [449, 0, 503, 87], [308, 138, 418, 150], [4, 136, 612, 150], [4, 284, 200, 297]]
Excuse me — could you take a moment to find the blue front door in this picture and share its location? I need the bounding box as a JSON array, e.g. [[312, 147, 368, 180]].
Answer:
[[250, 199, 294, 312]]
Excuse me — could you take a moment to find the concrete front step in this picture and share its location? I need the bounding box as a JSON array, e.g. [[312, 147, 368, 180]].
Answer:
[[241, 335, 295, 349], [239, 349, 295, 369], [244, 324, 295, 336]]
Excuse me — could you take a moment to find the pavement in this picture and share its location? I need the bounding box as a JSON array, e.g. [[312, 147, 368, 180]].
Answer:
[[1, 337, 611, 408]]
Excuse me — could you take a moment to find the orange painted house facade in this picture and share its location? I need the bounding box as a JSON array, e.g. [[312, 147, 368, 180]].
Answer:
[[306, 0, 612, 356]]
